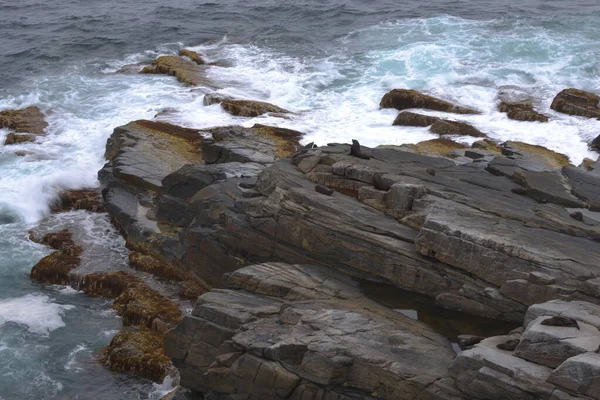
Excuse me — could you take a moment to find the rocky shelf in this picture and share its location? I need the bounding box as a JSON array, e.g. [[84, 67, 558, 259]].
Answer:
[[21, 55, 600, 400]]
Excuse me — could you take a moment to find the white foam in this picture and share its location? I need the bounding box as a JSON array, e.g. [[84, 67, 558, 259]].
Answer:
[[64, 343, 89, 371], [0, 294, 74, 335]]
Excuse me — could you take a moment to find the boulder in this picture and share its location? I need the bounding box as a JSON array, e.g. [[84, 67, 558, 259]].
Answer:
[[548, 353, 600, 398], [0, 106, 47, 135], [165, 262, 457, 399], [429, 120, 487, 138], [551, 88, 600, 119], [499, 101, 549, 122], [392, 111, 440, 126], [380, 89, 479, 114], [140, 55, 216, 87]]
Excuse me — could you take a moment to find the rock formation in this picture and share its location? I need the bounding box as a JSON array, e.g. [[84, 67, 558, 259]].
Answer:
[[380, 89, 479, 114], [204, 93, 290, 117], [499, 100, 549, 122], [551, 88, 600, 119], [1, 106, 48, 145]]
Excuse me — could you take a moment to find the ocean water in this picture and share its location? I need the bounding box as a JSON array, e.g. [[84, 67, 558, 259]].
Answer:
[[1, 0, 600, 398]]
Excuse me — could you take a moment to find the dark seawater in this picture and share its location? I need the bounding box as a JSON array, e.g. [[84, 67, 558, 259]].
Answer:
[[1, 0, 600, 398]]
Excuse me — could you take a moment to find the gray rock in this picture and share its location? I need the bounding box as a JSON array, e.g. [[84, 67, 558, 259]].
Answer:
[[548, 352, 600, 398]]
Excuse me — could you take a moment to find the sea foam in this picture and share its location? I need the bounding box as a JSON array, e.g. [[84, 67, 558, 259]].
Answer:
[[0, 294, 74, 335]]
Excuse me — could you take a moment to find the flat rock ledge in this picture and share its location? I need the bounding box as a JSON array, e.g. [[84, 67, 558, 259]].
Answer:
[[165, 262, 457, 400], [204, 93, 290, 118]]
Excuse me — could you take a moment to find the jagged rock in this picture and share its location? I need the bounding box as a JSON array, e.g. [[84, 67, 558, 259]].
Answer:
[[499, 101, 549, 122], [203, 93, 233, 106], [380, 89, 479, 114], [51, 189, 105, 213], [140, 55, 215, 87], [4, 133, 36, 145], [551, 88, 600, 119], [392, 111, 440, 126], [165, 262, 456, 399], [563, 166, 600, 211], [115, 62, 148, 74], [0, 106, 47, 135], [102, 326, 175, 382], [178, 49, 205, 65], [429, 120, 487, 138]]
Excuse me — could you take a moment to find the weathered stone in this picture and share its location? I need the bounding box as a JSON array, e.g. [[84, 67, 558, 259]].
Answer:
[[548, 352, 600, 398], [178, 49, 205, 65], [4, 133, 36, 145], [380, 89, 479, 114], [219, 99, 289, 118], [393, 111, 440, 126], [101, 326, 174, 382], [513, 316, 600, 368], [429, 120, 487, 138], [140, 55, 215, 87], [30, 230, 82, 286], [51, 189, 105, 213], [499, 101, 549, 122], [167, 263, 456, 399], [0, 106, 47, 135], [551, 88, 600, 119]]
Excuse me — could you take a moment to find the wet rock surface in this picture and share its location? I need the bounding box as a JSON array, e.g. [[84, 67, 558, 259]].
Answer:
[[140, 55, 216, 87], [380, 89, 479, 114], [203, 93, 290, 117], [499, 100, 549, 122]]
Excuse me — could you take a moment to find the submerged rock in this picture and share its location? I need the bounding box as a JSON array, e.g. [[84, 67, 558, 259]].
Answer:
[[499, 100, 549, 122], [551, 88, 600, 119], [380, 89, 479, 114]]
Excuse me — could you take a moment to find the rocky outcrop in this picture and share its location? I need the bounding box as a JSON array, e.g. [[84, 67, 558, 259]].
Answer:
[[499, 101, 549, 122], [380, 89, 479, 114], [450, 300, 600, 399], [551, 88, 600, 119], [5, 133, 36, 144], [203, 94, 290, 117], [165, 262, 457, 399], [140, 55, 215, 87]]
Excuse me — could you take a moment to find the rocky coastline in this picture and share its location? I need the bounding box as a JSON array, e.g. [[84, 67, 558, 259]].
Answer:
[[12, 50, 600, 399]]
